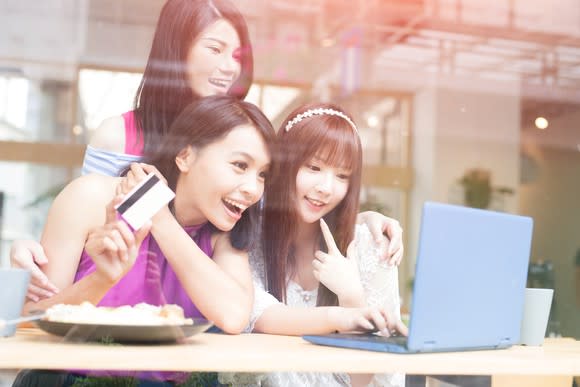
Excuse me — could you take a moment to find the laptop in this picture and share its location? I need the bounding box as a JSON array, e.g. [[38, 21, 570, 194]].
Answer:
[[303, 201, 533, 353]]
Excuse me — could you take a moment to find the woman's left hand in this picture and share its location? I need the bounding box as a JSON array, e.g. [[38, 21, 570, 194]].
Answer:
[[116, 162, 168, 196], [313, 219, 365, 307], [116, 163, 172, 222], [356, 211, 404, 265]]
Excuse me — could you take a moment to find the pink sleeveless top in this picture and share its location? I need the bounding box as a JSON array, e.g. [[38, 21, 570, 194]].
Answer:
[[122, 111, 144, 156]]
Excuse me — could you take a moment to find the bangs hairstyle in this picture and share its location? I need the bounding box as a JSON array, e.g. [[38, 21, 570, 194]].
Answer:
[[263, 103, 362, 305], [134, 0, 254, 155], [141, 95, 274, 251]]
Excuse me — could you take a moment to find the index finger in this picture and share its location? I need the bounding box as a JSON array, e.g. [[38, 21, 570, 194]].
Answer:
[[319, 218, 340, 254], [129, 162, 149, 180], [394, 319, 409, 336], [106, 194, 124, 224], [138, 163, 168, 185], [385, 222, 403, 252], [28, 265, 52, 289]]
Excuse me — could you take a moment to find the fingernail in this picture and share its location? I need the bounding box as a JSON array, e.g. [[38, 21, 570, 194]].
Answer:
[[381, 328, 391, 336]]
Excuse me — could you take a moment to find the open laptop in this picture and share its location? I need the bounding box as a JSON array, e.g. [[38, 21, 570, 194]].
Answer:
[[303, 201, 533, 353]]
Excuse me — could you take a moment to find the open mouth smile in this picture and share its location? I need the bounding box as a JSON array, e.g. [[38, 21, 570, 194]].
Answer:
[[222, 197, 248, 219], [305, 197, 327, 208], [209, 78, 231, 89]]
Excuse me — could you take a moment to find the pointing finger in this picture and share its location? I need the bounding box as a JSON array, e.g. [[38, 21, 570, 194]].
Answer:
[[319, 218, 340, 254]]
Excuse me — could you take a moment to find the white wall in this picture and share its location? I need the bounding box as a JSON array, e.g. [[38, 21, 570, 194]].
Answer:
[[408, 86, 521, 302]]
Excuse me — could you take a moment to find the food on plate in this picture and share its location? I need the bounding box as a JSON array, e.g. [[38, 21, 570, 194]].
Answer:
[[45, 302, 193, 326]]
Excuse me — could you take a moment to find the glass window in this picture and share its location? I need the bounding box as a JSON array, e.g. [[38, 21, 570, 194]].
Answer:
[[0, 76, 29, 140], [78, 68, 142, 131]]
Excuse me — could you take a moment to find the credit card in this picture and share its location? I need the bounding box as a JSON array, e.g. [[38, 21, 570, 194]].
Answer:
[[115, 172, 175, 230]]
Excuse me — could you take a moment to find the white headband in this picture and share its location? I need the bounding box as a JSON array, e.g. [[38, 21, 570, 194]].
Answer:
[[284, 108, 358, 133]]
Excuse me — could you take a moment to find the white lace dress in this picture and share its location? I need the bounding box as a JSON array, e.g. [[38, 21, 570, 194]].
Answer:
[[219, 224, 405, 387]]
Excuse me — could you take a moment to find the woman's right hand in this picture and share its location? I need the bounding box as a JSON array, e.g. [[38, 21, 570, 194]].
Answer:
[[10, 240, 59, 302], [331, 306, 408, 337], [84, 195, 151, 285]]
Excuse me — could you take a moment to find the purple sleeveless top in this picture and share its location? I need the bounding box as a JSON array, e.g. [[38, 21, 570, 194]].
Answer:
[[73, 223, 213, 382], [74, 223, 213, 318]]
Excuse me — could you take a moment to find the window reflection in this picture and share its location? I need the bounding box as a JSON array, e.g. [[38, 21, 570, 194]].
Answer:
[[0, 76, 29, 139], [78, 68, 142, 131]]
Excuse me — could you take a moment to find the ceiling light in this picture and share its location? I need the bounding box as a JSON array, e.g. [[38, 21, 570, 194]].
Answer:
[[321, 38, 335, 48], [534, 117, 548, 130], [72, 125, 83, 136], [367, 115, 380, 128]]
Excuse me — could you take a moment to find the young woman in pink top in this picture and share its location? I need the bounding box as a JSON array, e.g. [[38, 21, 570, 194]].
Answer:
[[84, 0, 254, 175]]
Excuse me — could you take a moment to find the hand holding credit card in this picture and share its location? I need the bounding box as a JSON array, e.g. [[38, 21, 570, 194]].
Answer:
[[115, 172, 175, 230]]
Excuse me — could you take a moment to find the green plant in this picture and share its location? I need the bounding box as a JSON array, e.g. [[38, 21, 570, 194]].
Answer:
[[459, 168, 514, 209]]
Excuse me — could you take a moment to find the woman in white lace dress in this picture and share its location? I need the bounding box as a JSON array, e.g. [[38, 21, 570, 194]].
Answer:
[[220, 103, 407, 387]]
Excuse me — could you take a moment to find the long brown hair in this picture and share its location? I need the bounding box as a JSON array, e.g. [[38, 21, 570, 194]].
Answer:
[[141, 95, 274, 251], [262, 103, 362, 305], [134, 0, 253, 155]]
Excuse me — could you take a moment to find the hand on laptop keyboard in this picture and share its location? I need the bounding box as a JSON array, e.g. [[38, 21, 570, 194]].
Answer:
[[334, 305, 408, 337]]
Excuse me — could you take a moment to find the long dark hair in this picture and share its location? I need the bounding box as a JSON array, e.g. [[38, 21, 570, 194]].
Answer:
[[134, 0, 253, 155], [262, 103, 362, 305], [142, 96, 274, 251]]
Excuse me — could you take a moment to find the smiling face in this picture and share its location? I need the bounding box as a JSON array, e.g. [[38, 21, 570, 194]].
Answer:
[[186, 18, 241, 96], [295, 154, 351, 225], [173, 124, 270, 230]]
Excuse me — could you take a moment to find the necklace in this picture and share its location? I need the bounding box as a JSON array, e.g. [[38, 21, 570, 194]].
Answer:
[[290, 281, 317, 304], [298, 289, 313, 303]]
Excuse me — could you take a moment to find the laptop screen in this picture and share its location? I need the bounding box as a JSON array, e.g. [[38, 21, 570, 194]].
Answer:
[[407, 202, 533, 351]]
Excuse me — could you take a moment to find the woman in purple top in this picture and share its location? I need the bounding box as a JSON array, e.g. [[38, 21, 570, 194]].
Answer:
[[22, 96, 275, 337]]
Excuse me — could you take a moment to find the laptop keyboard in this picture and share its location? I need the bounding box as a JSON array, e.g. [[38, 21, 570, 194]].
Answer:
[[328, 333, 408, 346]]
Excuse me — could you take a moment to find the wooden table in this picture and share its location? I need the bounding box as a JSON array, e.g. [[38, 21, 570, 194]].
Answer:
[[1, 328, 578, 386]]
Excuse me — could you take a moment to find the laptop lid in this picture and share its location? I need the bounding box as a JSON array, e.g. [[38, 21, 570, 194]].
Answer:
[[406, 202, 533, 352]]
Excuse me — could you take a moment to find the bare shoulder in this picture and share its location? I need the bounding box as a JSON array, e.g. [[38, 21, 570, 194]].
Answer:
[[56, 174, 118, 211], [88, 115, 126, 153], [211, 231, 245, 258], [66, 173, 117, 194], [212, 231, 231, 253], [42, 174, 120, 238]]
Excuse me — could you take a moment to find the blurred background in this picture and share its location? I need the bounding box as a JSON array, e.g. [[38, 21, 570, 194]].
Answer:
[[0, 0, 578, 339]]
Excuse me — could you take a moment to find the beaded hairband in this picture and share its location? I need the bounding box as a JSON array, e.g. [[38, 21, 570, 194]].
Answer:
[[284, 108, 358, 133]]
